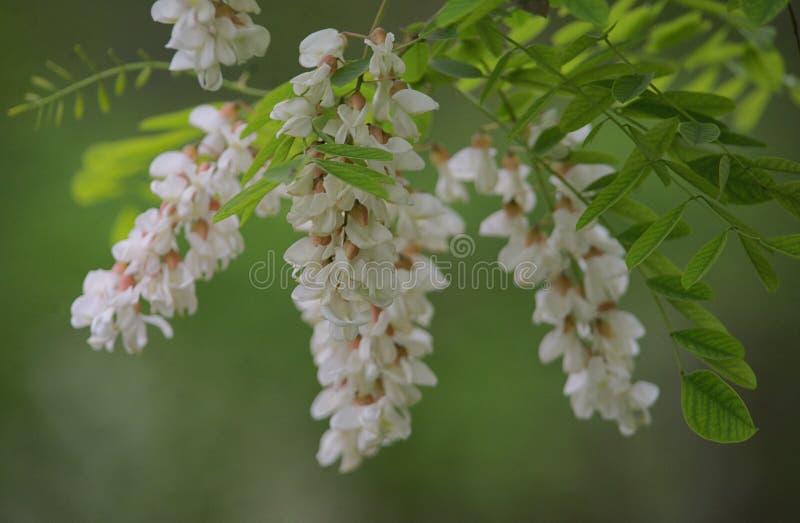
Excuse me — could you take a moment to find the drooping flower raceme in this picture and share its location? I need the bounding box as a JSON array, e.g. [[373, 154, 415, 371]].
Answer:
[[71, 103, 282, 353], [151, 0, 270, 90], [275, 28, 462, 472], [457, 116, 659, 436]]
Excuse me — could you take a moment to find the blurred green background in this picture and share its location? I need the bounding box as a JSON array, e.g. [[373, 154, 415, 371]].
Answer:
[[2, 1, 800, 521]]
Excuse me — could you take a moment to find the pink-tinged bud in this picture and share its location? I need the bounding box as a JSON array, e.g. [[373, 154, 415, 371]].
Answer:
[[430, 144, 450, 165], [503, 201, 523, 217], [368, 124, 390, 144], [306, 145, 325, 159], [368, 27, 387, 44], [164, 251, 181, 271], [192, 220, 209, 241], [344, 239, 360, 260], [311, 235, 332, 246], [349, 201, 369, 226], [584, 245, 603, 259], [555, 274, 572, 296], [349, 92, 366, 111], [160, 201, 176, 216], [555, 196, 575, 212], [353, 394, 377, 406], [215, 4, 243, 26], [182, 145, 198, 160], [371, 304, 381, 323], [320, 54, 339, 73], [209, 198, 221, 212], [111, 261, 127, 275], [525, 228, 547, 247], [313, 174, 326, 194], [118, 274, 136, 291], [199, 162, 213, 173], [349, 335, 362, 350], [220, 102, 238, 119], [393, 344, 408, 365], [389, 80, 409, 96], [502, 153, 520, 171], [395, 254, 413, 271], [471, 132, 492, 149]]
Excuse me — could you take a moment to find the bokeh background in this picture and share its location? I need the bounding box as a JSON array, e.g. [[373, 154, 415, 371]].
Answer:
[[2, 1, 800, 521]]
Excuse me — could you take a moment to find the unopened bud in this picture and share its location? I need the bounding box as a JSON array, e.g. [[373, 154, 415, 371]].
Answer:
[[368, 124, 390, 144], [430, 144, 450, 165], [389, 80, 409, 96], [182, 145, 198, 160], [502, 153, 520, 171], [209, 198, 221, 212], [349, 335, 362, 350], [311, 235, 332, 246], [192, 219, 209, 241], [117, 274, 136, 291], [349, 201, 369, 226], [368, 27, 387, 44], [164, 251, 181, 271], [111, 261, 127, 275], [320, 54, 339, 73], [344, 239, 360, 260], [349, 91, 366, 111], [220, 101, 238, 119], [471, 132, 492, 149], [503, 201, 523, 217]]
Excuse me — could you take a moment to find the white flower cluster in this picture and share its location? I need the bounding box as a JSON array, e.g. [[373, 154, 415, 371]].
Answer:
[[151, 0, 270, 91], [445, 113, 659, 435], [275, 29, 462, 471], [71, 103, 282, 353]]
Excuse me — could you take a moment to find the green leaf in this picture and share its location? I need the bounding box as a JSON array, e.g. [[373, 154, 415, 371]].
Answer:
[[331, 58, 370, 87], [611, 197, 659, 222], [114, 72, 126, 96], [681, 370, 757, 443], [669, 300, 728, 333], [672, 328, 745, 360], [646, 12, 710, 53], [428, 57, 483, 78], [618, 220, 690, 245], [739, 234, 779, 292], [742, 0, 789, 25], [135, 67, 152, 89], [687, 155, 776, 205], [532, 126, 566, 154], [560, 85, 613, 132], [481, 49, 514, 104], [508, 86, 557, 139], [703, 358, 757, 390], [560, 0, 609, 26], [97, 83, 110, 113], [241, 134, 291, 184], [754, 156, 800, 174], [772, 181, 800, 220], [678, 121, 721, 145], [214, 160, 300, 223], [718, 155, 730, 199], [402, 43, 430, 84], [611, 73, 653, 103], [313, 143, 393, 161], [681, 232, 728, 288], [763, 234, 800, 258], [312, 158, 394, 199], [647, 275, 714, 301], [437, 0, 501, 27], [626, 202, 686, 269]]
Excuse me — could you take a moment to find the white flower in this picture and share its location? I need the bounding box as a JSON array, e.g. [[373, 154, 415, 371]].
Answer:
[[448, 135, 499, 195], [152, 0, 270, 91], [271, 97, 318, 137], [291, 64, 336, 107], [299, 28, 346, 68], [364, 30, 405, 79], [430, 146, 468, 203], [373, 82, 439, 140]]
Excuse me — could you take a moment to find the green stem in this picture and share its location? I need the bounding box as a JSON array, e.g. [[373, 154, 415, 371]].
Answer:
[[9, 61, 269, 117]]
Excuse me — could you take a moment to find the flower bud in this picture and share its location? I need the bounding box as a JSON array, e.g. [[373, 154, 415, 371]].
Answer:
[[368, 27, 387, 44]]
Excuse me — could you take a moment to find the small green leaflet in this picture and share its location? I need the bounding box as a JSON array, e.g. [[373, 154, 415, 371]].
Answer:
[[214, 159, 300, 223], [508, 86, 557, 139], [754, 156, 800, 174], [135, 67, 152, 89], [429, 57, 483, 78], [560, 85, 613, 132], [681, 231, 728, 288], [742, 0, 789, 25], [678, 121, 721, 145], [114, 72, 126, 96], [611, 73, 653, 103], [763, 234, 800, 258], [646, 275, 714, 301], [403, 44, 430, 84], [97, 82, 110, 113], [739, 234, 778, 292], [241, 134, 293, 184], [668, 300, 728, 333], [703, 358, 757, 390], [681, 370, 757, 443], [312, 158, 395, 199], [242, 82, 293, 136], [560, 0, 609, 26], [672, 328, 745, 360], [626, 202, 687, 269], [481, 49, 514, 104], [331, 58, 370, 87], [313, 143, 392, 161]]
